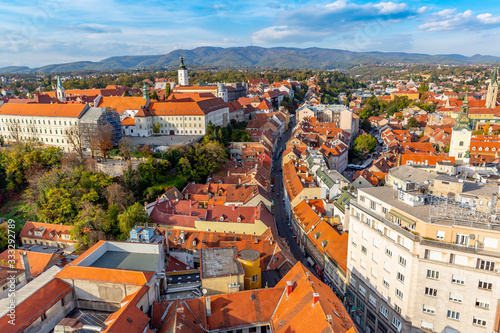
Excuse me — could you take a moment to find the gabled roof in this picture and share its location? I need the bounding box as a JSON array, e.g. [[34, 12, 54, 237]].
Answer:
[[271, 262, 357, 333], [55, 265, 154, 285], [0, 278, 72, 332], [98, 96, 148, 113], [0, 103, 88, 118], [20, 221, 73, 242], [0, 250, 62, 277]]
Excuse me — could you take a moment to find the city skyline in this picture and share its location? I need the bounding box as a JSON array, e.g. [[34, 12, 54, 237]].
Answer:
[[3, 0, 500, 67]]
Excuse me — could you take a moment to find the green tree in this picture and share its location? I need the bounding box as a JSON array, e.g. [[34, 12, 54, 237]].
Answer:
[[118, 202, 150, 237], [360, 118, 371, 132], [353, 134, 377, 158], [407, 117, 420, 129]]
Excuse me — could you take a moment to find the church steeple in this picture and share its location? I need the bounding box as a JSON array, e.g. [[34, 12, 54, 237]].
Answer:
[[56, 75, 66, 102], [486, 67, 499, 108], [142, 83, 148, 100], [177, 55, 189, 86]]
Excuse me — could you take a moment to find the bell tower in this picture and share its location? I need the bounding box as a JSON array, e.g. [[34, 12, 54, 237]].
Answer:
[[178, 56, 189, 86], [486, 67, 498, 108], [56, 75, 66, 102]]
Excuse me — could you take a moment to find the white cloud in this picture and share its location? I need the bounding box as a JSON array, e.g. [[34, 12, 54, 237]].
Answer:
[[420, 9, 500, 32]]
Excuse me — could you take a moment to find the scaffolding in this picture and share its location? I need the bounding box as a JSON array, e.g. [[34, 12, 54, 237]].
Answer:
[[427, 195, 500, 230]]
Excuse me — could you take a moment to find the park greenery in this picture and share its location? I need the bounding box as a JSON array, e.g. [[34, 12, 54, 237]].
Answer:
[[353, 134, 377, 158], [358, 95, 436, 119], [0, 131, 229, 250]]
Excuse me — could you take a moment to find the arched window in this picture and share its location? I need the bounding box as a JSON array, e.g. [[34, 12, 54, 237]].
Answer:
[[459, 141, 464, 146]]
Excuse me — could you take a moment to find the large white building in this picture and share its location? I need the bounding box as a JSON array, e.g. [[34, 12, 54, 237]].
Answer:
[[296, 103, 359, 138], [0, 103, 120, 151], [133, 98, 229, 137], [347, 184, 500, 333]]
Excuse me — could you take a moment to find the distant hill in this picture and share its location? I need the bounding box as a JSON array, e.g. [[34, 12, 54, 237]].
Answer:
[[2, 47, 500, 74]]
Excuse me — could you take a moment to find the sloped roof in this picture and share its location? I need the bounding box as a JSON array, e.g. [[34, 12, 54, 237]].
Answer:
[[98, 96, 147, 113], [55, 265, 153, 285], [0, 249, 62, 277], [0, 103, 88, 118]]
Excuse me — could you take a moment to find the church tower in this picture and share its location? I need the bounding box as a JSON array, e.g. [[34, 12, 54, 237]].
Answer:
[[449, 94, 473, 162], [56, 75, 66, 102], [178, 56, 188, 86], [486, 67, 498, 108], [217, 83, 228, 102]]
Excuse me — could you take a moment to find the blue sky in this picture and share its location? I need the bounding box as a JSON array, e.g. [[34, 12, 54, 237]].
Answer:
[[2, 0, 500, 67]]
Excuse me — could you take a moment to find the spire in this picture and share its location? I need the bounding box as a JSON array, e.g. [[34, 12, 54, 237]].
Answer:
[[142, 83, 148, 100], [56, 76, 63, 89], [179, 55, 186, 70], [492, 67, 498, 85]]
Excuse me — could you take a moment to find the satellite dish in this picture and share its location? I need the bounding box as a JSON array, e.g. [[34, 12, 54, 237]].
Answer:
[[469, 234, 475, 240], [202, 289, 207, 295]]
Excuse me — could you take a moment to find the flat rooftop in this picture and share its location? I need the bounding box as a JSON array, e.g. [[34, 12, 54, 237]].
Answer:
[[201, 247, 244, 279], [89, 251, 159, 272]]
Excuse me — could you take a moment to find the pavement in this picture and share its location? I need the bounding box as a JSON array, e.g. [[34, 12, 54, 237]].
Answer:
[[270, 123, 319, 277], [130, 135, 203, 149]]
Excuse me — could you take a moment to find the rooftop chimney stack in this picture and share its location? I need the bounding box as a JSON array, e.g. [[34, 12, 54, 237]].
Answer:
[[286, 281, 293, 297], [205, 297, 212, 316], [20, 252, 32, 281]]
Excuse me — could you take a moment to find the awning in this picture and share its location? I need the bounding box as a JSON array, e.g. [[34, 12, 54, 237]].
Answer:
[[306, 257, 315, 267], [386, 209, 416, 227]]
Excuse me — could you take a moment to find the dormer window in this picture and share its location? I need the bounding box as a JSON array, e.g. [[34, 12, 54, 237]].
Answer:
[[220, 216, 224, 222], [485, 147, 489, 152], [237, 216, 242, 222]]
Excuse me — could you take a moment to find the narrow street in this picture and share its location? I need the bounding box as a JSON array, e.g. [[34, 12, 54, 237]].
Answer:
[[270, 122, 318, 274]]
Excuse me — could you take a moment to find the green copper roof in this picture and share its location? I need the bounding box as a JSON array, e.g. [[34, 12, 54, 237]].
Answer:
[[464, 150, 470, 158], [492, 67, 497, 85], [56, 76, 63, 89], [334, 191, 354, 213], [453, 94, 472, 131], [142, 83, 148, 100], [316, 169, 335, 189]]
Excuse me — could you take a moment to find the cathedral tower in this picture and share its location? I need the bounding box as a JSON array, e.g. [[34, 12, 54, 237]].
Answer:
[[486, 67, 498, 108], [56, 76, 66, 102], [449, 94, 472, 161]]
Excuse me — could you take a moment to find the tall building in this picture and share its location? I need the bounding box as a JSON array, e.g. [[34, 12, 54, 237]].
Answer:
[[347, 181, 500, 333], [56, 75, 66, 102], [178, 56, 189, 86], [486, 67, 498, 108], [449, 96, 472, 162]]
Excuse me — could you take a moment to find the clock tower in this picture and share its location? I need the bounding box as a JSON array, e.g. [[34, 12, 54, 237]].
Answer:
[[449, 95, 472, 162], [178, 56, 188, 86]]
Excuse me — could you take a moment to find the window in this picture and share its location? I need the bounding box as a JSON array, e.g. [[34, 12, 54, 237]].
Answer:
[[424, 287, 437, 297], [394, 304, 401, 314], [351, 238, 357, 247], [396, 289, 403, 299], [41, 312, 47, 321], [398, 256, 406, 267], [368, 294, 377, 307], [422, 304, 435, 314], [370, 201, 376, 210], [371, 268, 377, 278], [473, 317, 487, 327], [380, 305, 389, 319], [483, 237, 499, 249], [372, 253, 379, 263], [382, 207, 388, 214], [459, 141, 464, 146], [477, 259, 495, 271], [383, 279, 390, 288], [455, 234, 469, 245], [252, 274, 258, 282], [361, 246, 367, 254], [451, 274, 465, 285], [385, 248, 392, 257], [359, 285, 366, 297], [447, 310, 460, 320], [426, 270, 439, 279], [478, 280, 492, 290], [392, 316, 402, 331], [360, 195, 365, 202], [475, 299, 490, 309], [350, 277, 357, 288], [397, 272, 405, 283], [449, 292, 463, 303], [383, 261, 391, 273], [373, 238, 380, 248]]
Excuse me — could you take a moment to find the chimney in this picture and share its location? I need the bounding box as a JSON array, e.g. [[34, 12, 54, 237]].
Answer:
[[20, 252, 32, 281], [313, 293, 319, 306], [254, 237, 259, 244], [286, 281, 293, 297], [238, 178, 241, 185], [205, 296, 212, 316]]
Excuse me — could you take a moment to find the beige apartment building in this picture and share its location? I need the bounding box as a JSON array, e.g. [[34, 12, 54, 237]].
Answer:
[[347, 185, 500, 333]]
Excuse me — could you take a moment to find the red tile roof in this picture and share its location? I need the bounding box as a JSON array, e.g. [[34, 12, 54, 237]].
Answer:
[[0, 250, 62, 277], [20, 221, 74, 243], [0, 279, 72, 332], [0, 103, 88, 118], [55, 265, 154, 285]]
